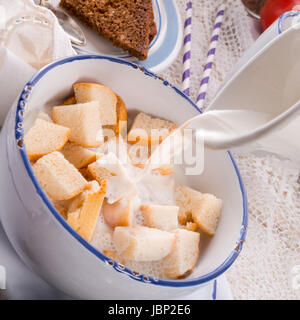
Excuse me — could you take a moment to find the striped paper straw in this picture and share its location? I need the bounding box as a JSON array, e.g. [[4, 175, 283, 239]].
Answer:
[[182, 1, 193, 96], [196, 4, 226, 109]]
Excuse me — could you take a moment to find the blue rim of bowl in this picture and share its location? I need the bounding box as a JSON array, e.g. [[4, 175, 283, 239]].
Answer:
[[15, 54, 248, 288]]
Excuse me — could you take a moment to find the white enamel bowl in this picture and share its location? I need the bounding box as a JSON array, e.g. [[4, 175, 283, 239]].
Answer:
[[0, 55, 247, 299]]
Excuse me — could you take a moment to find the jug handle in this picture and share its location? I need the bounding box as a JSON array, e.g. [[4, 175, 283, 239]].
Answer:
[[278, 11, 300, 34]]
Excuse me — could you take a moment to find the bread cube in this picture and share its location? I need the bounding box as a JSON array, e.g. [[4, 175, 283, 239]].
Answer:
[[127, 112, 177, 146], [61, 142, 97, 169], [67, 180, 107, 242], [32, 151, 88, 200], [113, 225, 175, 261], [162, 229, 200, 278], [102, 198, 131, 228], [87, 152, 137, 204], [191, 193, 222, 236], [52, 101, 104, 147], [67, 180, 100, 213], [141, 204, 178, 231], [73, 83, 117, 126], [25, 119, 70, 161], [61, 93, 127, 136], [61, 96, 76, 106], [175, 185, 222, 236]]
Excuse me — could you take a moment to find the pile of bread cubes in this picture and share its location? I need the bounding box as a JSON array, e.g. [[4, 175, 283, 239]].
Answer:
[[24, 82, 222, 279]]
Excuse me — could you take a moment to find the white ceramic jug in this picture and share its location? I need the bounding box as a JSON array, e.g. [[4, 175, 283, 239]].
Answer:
[[207, 12, 300, 163]]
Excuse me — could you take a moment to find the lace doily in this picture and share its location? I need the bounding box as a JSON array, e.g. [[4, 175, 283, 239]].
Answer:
[[161, 0, 300, 300]]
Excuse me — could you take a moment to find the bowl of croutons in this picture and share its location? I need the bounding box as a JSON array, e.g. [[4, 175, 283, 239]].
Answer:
[[0, 55, 247, 299]]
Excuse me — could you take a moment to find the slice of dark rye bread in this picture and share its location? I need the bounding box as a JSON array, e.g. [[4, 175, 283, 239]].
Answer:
[[60, 0, 157, 60]]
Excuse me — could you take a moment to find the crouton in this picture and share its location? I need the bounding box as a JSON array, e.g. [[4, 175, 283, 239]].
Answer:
[[141, 205, 178, 231], [25, 119, 70, 161], [32, 151, 88, 200], [62, 93, 127, 136], [102, 198, 131, 228], [162, 229, 200, 279], [61, 142, 97, 169], [67, 180, 107, 242], [113, 225, 175, 261], [175, 185, 222, 236], [73, 83, 117, 126], [67, 180, 100, 213], [52, 101, 104, 147], [61, 96, 76, 106], [191, 193, 222, 236]]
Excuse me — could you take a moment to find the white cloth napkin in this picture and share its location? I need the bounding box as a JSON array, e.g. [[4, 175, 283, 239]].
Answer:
[[0, 0, 74, 125], [0, 0, 233, 300]]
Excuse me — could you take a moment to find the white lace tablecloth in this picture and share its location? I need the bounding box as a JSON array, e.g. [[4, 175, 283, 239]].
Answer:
[[161, 0, 300, 300], [0, 0, 299, 300]]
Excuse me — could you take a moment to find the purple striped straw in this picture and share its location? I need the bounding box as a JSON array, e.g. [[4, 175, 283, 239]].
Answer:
[[182, 1, 193, 96], [196, 4, 226, 109]]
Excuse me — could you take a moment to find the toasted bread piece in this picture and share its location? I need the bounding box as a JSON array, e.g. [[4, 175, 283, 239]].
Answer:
[[175, 185, 222, 236], [104, 94, 128, 137], [37, 111, 53, 123], [68, 180, 100, 213], [115, 95, 127, 135], [127, 112, 177, 146], [61, 96, 76, 106], [113, 225, 175, 261], [52, 101, 104, 147], [25, 119, 70, 161], [87, 152, 137, 204], [79, 167, 95, 181], [67, 180, 107, 242], [191, 193, 222, 236], [32, 151, 88, 201], [141, 205, 178, 231], [67, 209, 81, 231], [73, 83, 117, 126], [102, 198, 131, 228], [62, 93, 127, 136], [175, 185, 201, 225], [162, 229, 200, 279], [61, 142, 97, 169]]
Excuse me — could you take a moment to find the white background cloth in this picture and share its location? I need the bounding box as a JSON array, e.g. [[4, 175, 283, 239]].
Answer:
[[0, 0, 299, 300]]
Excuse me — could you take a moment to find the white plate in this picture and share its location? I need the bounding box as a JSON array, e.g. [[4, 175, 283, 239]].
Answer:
[[52, 0, 183, 73]]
